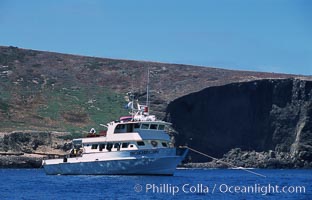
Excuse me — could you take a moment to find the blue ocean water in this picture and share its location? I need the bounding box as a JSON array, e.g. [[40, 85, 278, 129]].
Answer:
[[0, 168, 311, 200]]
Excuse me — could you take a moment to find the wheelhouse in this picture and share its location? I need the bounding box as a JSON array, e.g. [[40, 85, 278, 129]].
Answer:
[[113, 121, 168, 134]]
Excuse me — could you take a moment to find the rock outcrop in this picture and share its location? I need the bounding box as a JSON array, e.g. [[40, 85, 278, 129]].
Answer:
[[0, 131, 71, 168], [167, 78, 312, 168]]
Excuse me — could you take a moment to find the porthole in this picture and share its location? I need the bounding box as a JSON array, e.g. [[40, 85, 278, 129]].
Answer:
[[151, 141, 158, 147]]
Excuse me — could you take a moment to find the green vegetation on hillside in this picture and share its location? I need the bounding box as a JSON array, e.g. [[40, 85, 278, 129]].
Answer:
[[36, 86, 128, 132], [0, 78, 128, 133]]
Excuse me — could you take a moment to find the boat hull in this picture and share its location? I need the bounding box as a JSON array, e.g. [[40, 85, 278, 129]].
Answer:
[[43, 148, 188, 175]]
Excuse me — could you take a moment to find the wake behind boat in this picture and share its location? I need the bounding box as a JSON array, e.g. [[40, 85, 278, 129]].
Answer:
[[42, 91, 188, 175]]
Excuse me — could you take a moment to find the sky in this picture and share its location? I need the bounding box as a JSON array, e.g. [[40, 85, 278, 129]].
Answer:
[[0, 0, 311, 75]]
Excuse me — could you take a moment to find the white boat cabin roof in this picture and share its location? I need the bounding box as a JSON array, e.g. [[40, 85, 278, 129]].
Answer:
[[73, 119, 172, 145]]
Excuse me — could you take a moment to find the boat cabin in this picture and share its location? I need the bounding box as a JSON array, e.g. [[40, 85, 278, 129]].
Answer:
[[70, 120, 173, 156]]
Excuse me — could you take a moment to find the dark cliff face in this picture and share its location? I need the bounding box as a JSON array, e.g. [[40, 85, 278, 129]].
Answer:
[[166, 79, 312, 162]]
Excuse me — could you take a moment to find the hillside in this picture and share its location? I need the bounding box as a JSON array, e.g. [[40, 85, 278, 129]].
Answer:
[[1, 46, 312, 168], [0, 46, 303, 133]]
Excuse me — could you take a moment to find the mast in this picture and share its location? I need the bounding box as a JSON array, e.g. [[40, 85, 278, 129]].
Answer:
[[146, 68, 150, 111]]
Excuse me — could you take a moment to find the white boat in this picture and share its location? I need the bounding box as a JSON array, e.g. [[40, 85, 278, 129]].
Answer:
[[42, 91, 188, 175]]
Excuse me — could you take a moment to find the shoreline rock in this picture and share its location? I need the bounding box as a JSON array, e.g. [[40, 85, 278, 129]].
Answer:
[[0, 155, 43, 168], [181, 148, 312, 169], [0, 131, 71, 168]]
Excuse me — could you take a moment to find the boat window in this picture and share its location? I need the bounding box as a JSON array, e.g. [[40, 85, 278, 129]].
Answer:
[[122, 143, 129, 148], [115, 143, 121, 151], [126, 124, 134, 133], [91, 144, 98, 149], [99, 144, 106, 151], [158, 125, 165, 130], [114, 124, 125, 133], [129, 144, 134, 148], [141, 124, 149, 129], [134, 123, 140, 129], [106, 143, 113, 151], [161, 142, 168, 147], [150, 124, 158, 130], [137, 141, 145, 146]]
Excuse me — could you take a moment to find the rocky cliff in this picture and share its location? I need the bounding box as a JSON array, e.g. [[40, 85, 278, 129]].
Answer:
[[166, 78, 312, 168]]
